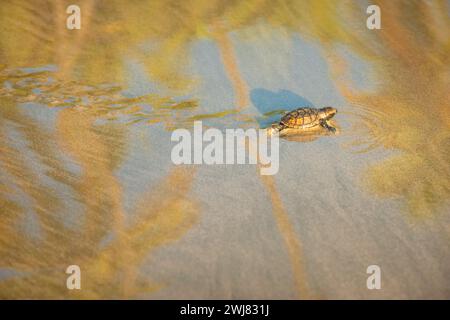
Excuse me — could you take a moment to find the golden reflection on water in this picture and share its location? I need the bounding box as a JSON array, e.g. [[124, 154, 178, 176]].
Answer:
[[0, 0, 449, 299], [326, 0, 450, 216], [0, 94, 198, 298]]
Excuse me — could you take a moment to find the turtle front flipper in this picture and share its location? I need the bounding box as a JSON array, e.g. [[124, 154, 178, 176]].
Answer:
[[320, 119, 336, 133]]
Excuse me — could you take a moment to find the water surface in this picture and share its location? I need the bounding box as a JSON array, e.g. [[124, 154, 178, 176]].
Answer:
[[0, 0, 449, 299]]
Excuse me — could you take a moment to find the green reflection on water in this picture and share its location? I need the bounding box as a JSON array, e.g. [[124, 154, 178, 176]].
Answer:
[[0, 0, 449, 299]]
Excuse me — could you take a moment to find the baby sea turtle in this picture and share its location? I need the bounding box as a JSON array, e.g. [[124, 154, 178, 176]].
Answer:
[[267, 107, 337, 137]]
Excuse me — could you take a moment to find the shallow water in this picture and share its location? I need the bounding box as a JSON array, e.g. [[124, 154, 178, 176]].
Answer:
[[0, 0, 449, 299]]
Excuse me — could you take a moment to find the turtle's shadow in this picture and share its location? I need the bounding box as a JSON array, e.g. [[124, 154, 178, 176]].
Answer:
[[250, 88, 314, 128]]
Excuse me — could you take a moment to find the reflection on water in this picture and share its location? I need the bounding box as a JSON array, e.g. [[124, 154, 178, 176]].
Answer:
[[331, 1, 450, 216], [0, 95, 198, 298], [0, 0, 449, 298]]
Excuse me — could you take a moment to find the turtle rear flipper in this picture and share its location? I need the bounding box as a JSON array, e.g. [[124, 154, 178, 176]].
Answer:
[[267, 123, 284, 136]]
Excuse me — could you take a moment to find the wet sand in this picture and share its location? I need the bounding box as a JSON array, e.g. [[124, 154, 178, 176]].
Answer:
[[0, 1, 449, 299]]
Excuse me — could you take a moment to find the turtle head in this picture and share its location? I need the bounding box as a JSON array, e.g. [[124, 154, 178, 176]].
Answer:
[[319, 107, 337, 120]]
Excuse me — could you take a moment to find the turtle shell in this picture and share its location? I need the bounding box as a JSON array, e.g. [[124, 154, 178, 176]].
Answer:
[[280, 108, 320, 129]]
